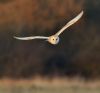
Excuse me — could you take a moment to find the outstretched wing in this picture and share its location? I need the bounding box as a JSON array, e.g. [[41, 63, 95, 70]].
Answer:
[[14, 36, 48, 40], [55, 11, 83, 36]]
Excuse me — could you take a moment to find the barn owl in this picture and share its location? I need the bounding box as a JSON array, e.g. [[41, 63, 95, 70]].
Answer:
[[14, 11, 83, 45]]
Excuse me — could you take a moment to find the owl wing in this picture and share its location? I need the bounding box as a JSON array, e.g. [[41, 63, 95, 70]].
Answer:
[[55, 11, 83, 36], [14, 36, 48, 40]]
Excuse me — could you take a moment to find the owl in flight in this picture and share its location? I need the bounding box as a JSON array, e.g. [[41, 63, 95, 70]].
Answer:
[[14, 11, 83, 45]]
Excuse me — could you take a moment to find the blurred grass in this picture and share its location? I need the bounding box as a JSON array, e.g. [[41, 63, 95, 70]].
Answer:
[[0, 78, 100, 93]]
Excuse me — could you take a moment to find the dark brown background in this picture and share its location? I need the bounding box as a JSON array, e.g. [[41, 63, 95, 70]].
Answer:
[[0, 0, 100, 79]]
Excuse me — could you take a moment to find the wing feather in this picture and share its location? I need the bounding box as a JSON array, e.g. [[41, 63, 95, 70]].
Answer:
[[55, 11, 83, 36], [14, 36, 48, 40]]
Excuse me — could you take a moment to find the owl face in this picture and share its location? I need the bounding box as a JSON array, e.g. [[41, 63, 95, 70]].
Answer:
[[48, 35, 59, 45]]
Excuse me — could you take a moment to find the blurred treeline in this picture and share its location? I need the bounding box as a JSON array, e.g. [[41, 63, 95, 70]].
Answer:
[[0, 0, 100, 79]]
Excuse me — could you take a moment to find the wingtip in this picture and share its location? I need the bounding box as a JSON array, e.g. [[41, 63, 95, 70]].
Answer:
[[82, 10, 84, 13], [80, 10, 84, 16], [13, 36, 20, 40], [13, 36, 17, 39], [77, 10, 84, 20]]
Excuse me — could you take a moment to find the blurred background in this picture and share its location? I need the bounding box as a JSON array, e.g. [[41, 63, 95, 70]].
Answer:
[[0, 0, 100, 79]]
